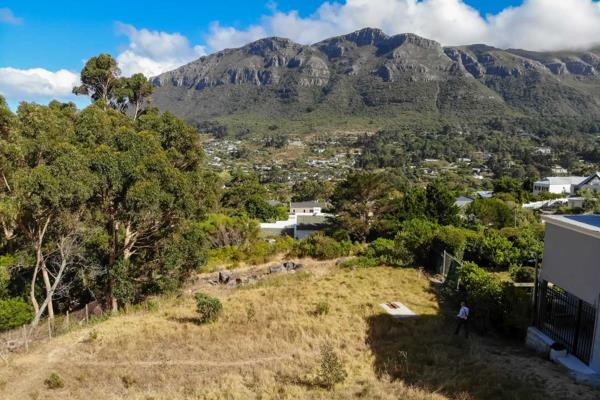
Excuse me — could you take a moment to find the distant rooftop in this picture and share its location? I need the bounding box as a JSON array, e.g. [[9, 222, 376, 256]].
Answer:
[[535, 176, 586, 185], [290, 201, 328, 208]]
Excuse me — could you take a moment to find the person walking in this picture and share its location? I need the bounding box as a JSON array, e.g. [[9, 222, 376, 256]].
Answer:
[[454, 301, 469, 338]]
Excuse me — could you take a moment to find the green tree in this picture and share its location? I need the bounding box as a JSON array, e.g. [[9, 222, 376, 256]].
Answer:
[[425, 180, 459, 226], [331, 172, 391, 243], [291, 180, 334, 202], [115, 73, 155, 120], [466, 198, 514, 228], [73, 54, 121, 109]]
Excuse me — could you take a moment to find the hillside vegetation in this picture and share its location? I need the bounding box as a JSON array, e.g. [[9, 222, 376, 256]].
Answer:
[[1, 262, 597, 400]]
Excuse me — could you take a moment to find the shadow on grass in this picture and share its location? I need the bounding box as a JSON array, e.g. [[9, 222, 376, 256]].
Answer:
[[365, 284, 547, 400], [168, 316, 200, 325]]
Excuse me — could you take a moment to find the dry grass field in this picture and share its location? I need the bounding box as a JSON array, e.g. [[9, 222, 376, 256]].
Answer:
[[1, 261, 598, 400]]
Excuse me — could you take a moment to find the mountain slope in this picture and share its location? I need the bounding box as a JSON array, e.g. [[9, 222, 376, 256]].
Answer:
[[151, 28, 600, 131]]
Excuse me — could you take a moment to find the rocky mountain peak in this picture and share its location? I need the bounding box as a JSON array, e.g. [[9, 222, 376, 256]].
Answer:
[[339, 27, 389, 47]]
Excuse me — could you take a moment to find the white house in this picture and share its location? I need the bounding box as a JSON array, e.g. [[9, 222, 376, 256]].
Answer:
[[528, 215, 600, 375], [261, 200, 331, 238], [532, 176, 586, 195]]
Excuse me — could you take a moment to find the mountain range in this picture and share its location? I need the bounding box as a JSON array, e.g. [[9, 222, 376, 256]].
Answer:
[[151, 28, 600, 132]]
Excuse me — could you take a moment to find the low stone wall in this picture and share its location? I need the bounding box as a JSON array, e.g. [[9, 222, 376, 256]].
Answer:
[[526, 326, 554, 356]]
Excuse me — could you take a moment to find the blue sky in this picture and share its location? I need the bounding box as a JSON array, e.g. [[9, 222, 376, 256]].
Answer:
[[1, 0, 599, 108]]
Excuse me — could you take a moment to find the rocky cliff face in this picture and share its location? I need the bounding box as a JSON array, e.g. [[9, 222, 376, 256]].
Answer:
[[151, 28, 600, 125]]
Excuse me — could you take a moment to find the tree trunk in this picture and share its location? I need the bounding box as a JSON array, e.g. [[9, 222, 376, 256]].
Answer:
[[41, 263, 55, 320], [30, 217, 51, 319], [123, 222, 137, 262], [106, 216, 120, 312]]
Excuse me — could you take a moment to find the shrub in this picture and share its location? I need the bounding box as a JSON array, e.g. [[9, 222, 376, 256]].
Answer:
[[195, 292, 222, 324], [294, 233, 350, 260], [394, 218, 439, 266], [317, 343, 347, 389], [509, 265, 536, 283], [314, 301, 330, 316], [44, 372, 64, 389], [365, 238, 400, 266], [0, 297, 33, 332], [457, 262, 503, 331]]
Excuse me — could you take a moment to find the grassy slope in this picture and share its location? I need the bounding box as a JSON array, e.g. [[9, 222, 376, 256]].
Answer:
[[1, 262, 598, 399]]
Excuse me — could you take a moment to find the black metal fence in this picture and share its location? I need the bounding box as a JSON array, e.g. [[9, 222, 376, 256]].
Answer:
[[536, 280, 596, 364]]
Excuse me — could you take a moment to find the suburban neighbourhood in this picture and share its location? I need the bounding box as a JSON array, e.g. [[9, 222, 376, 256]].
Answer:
[[3, 1, 600, 399]]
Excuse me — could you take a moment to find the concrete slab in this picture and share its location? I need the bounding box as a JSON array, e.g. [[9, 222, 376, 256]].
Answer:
[[380, 302, 417, 319], [555, 354, 596, 376]]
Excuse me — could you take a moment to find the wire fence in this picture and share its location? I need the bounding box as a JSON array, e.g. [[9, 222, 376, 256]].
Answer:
[[0, 301, 105, 361], [434, 249, 464, 289]]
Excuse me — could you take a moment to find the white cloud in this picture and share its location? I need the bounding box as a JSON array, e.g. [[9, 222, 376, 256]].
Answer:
[[115, 23, 206, 77], [0, 8, 23, 25], [205, 0, 600, 52], [0, 67, 81, 105]]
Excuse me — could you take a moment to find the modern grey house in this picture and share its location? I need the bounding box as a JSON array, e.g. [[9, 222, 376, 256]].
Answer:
[[528, 215, 600, 374]]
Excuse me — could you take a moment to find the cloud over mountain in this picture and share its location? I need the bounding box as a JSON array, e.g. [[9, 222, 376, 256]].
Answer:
[[115, 23, 207, 77], [206, 0, 600, 52]]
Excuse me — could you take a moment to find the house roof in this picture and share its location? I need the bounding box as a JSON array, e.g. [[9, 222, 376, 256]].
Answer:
[[454, 196, 473, 208], [296, 214, 330, 230], [535, 176, 586, 186], [575, 172, 600, 188], [542, 215, 600, 240], [290, 201, 327, 209]]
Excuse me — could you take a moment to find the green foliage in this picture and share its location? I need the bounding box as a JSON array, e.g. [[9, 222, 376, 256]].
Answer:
[[364, 238, 400, 266], [425, 180, 460, 226], [467, 198, 514, 228], [493, 177, 526, 203], [0, 297, 33, 331], [221, 172, 284, 222], [317, 343, 347, 389], [394, 218, 439, 267], [458, 262, 503, 327], [0, 254, 14, 298], [294, 233, 352, 260], [44, 373, 64, 389], [331, 172, 391, 243], [509, 266, 536, 283], [73, 53, 120, 105], [291, 180, 334, 202], [314, 301, 330, 316], [195, 292, 223, 324]]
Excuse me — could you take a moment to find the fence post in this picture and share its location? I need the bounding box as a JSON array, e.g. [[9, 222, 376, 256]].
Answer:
[[22, 326, 28, 352], [85, 304, 89, 324]]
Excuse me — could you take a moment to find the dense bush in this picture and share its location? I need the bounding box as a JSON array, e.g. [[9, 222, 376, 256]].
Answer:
[[195, 292, 223, 324], [364, 238, 400, 266], [394, 218, 439, 266], [207, 236, 295, 269], [0, 298, 33, 331], [509, 265, 536, 283], [451, 262, 532, 336], [294, 233, 352, 260]]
